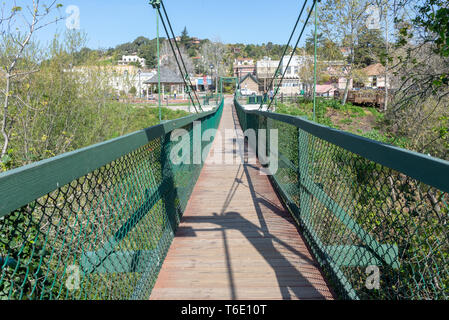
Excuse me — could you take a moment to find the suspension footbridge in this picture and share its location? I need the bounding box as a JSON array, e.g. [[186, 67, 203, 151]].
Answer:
[[0, 0, 448, 300]]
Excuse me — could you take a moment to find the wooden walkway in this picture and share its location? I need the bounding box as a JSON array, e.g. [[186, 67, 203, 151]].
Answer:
[[150, 97, 333, 300]]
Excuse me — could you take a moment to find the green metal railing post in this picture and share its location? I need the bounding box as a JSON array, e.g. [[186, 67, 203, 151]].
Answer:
[[298, 128, 311, 226], [150, 0, 162, 123]]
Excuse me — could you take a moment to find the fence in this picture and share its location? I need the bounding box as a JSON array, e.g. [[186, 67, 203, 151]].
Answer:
[[202, 93, 222, 106], [234, 96, 449, 300], [0, 99, 224, 300]]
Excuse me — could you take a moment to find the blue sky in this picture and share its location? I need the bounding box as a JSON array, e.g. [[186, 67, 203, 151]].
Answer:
[[12, 0, 314, 49]]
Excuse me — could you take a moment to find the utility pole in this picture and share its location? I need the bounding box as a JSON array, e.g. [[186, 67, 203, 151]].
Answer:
[[138, 69, 142, 99], [150, 0, 162, 123]]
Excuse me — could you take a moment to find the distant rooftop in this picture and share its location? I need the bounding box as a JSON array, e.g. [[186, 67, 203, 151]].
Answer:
[[144, 67, 184, 84]]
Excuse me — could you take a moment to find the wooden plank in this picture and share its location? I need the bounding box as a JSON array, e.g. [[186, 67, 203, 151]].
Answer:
[[150, 97, 334, 300]]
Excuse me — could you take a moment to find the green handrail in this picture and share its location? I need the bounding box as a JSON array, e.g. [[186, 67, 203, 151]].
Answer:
[[234, 95, 449, 300], [0, 99, 224, 300]]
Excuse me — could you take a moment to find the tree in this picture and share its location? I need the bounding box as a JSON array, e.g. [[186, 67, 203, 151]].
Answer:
[[354, 27, 386, 67], [305, 32, 344, 61], [414, 0, 449, 58], [383, 0, 449, 159], [317, 0, 370, 104], [201, 40, 228, 93], [160, 40, 195, 76], [1, 1, 63, 161], [299, 61, 327, 96], [181, 27, 190, 49]]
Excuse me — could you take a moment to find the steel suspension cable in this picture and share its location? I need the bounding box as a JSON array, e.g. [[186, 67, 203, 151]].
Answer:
[[154, 7, 199, 113], [267, 0, 317, 111], [259, 0, 309, 110], [160, 0, 203, 111]]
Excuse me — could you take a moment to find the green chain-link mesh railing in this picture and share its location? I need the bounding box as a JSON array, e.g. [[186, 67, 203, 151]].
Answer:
[[202, 93, 223, 106], [235, 96, 449, 300], [0, 99, 223, 300]]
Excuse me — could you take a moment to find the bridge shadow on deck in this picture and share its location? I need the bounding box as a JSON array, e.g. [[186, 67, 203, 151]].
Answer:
[[176, 103, 331, 300]]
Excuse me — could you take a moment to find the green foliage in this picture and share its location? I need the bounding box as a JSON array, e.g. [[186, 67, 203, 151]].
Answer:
[[112, 36, 161, 68], [181, 27, 190, 48], [354, 27, 386, 67], [236, 99, 449, 299], [415, 0, 449, 58], [273, 97, 409, 148], [305, 32, 344, 61], [0, 149, 15, 172]]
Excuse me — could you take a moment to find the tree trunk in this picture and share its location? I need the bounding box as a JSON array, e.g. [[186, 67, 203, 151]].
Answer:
[[1, 74, 11, 158], [342, 78, 351, 105]]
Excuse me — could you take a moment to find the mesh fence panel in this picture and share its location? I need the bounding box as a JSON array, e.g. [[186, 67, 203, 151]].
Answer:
[[0, 101, 223, 300], [235, 97, 448, 300]]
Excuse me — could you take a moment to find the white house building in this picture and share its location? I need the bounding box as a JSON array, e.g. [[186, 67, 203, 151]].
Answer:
[[274, 55, 313, 94], [256, 57, 280, 91], [108, 65, 156, 97], [118, 54, 146, 68], [234, 58, 254, 66]]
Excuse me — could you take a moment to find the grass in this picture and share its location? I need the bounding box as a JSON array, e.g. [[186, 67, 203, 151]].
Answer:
[[104, 102, 190, 139], [274, 98, 401, 143]]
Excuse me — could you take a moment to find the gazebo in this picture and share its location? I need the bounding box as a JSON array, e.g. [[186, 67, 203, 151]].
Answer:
[[143, 67, 186, 99]]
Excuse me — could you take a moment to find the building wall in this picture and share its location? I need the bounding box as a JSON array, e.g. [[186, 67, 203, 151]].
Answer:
[[337, 77, 353, 90], [118, 55, 146, 68], [275, 78, 302, 95], [234, 58, 254, 66], [256, 60, 279, 78], [363, 75, 390, 89], [280, 55, 312, 76], [240, 77, 259, 93], [234, 65, 256, 78]]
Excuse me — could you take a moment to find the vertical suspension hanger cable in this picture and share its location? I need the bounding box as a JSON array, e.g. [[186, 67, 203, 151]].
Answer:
[[267, 0, 317, 112], [160, 0, 203, 112], [156, 8, 162, 123], [313, 0, 318, 122], [150, 0, 199, 113], [259, 0, 309, 111], [158, 14, 199, 113]]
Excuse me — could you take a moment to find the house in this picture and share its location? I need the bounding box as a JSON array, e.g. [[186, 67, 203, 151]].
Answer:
[[316, 84, 338, 97], [234, 58, 254, 66], [192, 75, 213, 92], [190, 37, 201, 45], [323, 63, 353, 91], [239, 73, 260, 95], [256, 57, 280, 91], [360, 63, 390, 89], [232, 47, 241, 54], [118, 54, 146, 68], [234, 64, 256, 79], [233, 58, 256, 79], [143, 67, 186, 99], [71, 65, 155, 97], [273, 55, 312, 95]]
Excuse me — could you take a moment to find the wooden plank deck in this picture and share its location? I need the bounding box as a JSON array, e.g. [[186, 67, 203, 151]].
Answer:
[[150, 97, 334, 300]]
